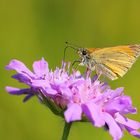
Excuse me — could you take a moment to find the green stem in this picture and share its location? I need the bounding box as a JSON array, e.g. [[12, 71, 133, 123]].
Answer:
[[61, 122, 72, 140]]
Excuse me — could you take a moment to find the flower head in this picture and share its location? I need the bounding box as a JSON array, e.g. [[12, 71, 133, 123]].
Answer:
[[6, 58, 140, 140]]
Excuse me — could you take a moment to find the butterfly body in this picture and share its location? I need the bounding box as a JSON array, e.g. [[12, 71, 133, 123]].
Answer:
[[77, 45, 140, 80]]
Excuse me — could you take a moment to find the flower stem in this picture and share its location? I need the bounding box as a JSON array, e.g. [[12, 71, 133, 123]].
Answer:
[[61, 121, 72, 140]]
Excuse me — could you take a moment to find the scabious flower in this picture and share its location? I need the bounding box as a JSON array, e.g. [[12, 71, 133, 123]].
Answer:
[[5, 58, 140, 140]]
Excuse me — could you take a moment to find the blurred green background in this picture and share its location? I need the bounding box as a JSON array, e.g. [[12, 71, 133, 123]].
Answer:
[[1, 0, 140, 140]]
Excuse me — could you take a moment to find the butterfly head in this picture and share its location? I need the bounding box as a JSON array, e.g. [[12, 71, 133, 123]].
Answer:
[[77, 48, 91, 65], [64, 42, 92, 67]]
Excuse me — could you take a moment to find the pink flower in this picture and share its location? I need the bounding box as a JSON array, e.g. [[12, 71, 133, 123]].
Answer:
[[5, 58, 140, 140]]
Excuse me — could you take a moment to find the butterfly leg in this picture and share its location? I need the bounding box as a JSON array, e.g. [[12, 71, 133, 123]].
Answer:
[[95, 65, 102, 80], [96, 72, 102, 80], [85, 67, 92, 78], [71, 60, 81, 70]]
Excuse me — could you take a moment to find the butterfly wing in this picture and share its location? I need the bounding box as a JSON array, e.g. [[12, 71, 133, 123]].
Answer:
[[87, 45, 140, 80]]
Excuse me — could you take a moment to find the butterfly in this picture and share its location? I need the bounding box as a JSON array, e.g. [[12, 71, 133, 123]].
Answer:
[[64, 42, 140, 80]]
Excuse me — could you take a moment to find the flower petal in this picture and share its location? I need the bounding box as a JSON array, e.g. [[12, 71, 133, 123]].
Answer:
[[59, 86, 72, 97], [105, 96, 136, 114], [82, 102, 105, 127], [23, 94, 34, 102], [6, 59, 34, 77], [64, 103, 82, 123], [5, 86, 29, 95], [125, 127, 140, 138], [12, 74, 32, 84], [115, 113, 140, 130], [32, 79, 50, 87], [33, 58, 49, 77], [103, 112, 123, 140]]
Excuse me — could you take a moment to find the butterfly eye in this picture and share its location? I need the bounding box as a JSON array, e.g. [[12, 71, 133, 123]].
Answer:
[[82, 50, 87, 55]]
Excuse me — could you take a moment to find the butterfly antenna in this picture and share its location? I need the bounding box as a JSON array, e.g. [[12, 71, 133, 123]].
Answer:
[[63, 42, 79, 62]]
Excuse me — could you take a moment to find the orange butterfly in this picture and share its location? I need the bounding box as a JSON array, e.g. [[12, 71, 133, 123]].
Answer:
[[64, 42, 140, 80]]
